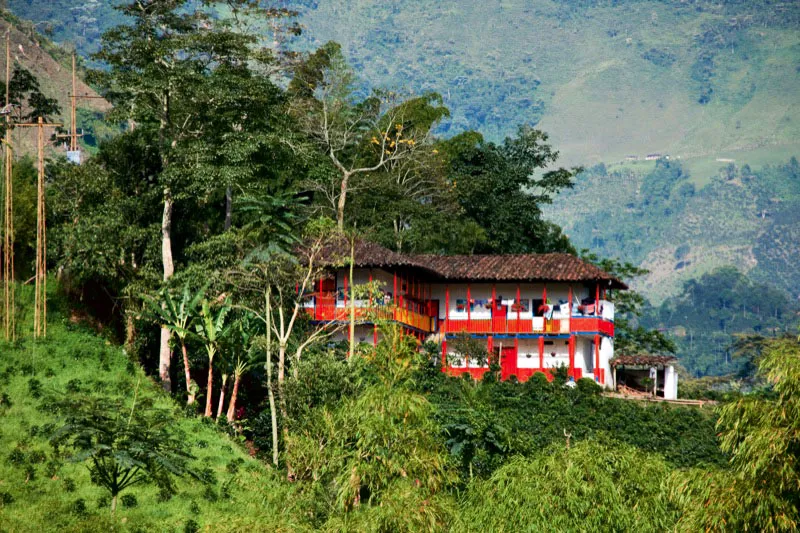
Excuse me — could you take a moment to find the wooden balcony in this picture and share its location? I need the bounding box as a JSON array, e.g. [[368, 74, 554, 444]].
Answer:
[[445, 317, 568, 335], [305, 302, 435, 333], [445, 315, 613, 336]]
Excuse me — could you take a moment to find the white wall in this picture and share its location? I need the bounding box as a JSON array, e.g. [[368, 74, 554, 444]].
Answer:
[[600, 336, 614, 387], [430, 282, 593, 320], [517, 338, 540, 368], [664, 365, 678, 400]]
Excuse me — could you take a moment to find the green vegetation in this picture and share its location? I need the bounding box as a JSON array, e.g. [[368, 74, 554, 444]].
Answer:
[[0, 291, 298, 532], [0, 0, 798, 529], [644, 267, 799, 376]]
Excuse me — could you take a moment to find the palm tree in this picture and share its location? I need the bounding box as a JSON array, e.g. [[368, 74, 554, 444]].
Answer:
[[149, 284, 206, 405], [195, 298, 231, 417]]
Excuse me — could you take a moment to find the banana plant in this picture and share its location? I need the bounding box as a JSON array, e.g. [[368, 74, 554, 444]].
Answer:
[[225, 312, 260, 422], [148, 283, 206, 405], [195, 298, 231, 418]]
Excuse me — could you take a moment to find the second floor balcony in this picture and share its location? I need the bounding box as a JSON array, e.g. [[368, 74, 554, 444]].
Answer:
[[304, 296, 435, 333], [444, 300, 615, 337]]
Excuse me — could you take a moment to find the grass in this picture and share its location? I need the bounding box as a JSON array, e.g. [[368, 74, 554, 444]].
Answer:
[[0, 284, 302, 532]]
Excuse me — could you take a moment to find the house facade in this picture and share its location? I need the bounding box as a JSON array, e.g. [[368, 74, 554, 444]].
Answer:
[[305, 241, 627, 388]]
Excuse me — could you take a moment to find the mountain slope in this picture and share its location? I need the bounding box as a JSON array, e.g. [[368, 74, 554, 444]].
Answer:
[[287, 0, 800, 167], [0, 14, 109, 155], [10, 1, 800, 166]]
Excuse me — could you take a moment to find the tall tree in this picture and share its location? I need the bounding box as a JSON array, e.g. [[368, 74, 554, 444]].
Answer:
[[443, 127, 578, 254], [90, 0, 294, 391], [290, 43, 445, 230]]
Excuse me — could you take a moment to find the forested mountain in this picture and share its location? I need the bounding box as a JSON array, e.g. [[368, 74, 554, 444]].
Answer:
[[550, 157, 800, 301], [11, 0, 800, 164]]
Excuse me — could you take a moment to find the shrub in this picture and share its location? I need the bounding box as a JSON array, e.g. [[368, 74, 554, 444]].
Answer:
[[63, 477, 76, 493], [27, 378, 42, 399], [184, 519, 200, 533], [460, 439, 678, 531], [71, 498, 88, 517], [0, 491, 14, 505], [120, 494, 138, 508]]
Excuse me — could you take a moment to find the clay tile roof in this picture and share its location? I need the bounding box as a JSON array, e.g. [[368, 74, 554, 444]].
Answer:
[[319, 238, 438, 274], [610, 355, 677, 367], [413, 253, 628, 289], [318, 239, 627, 289]]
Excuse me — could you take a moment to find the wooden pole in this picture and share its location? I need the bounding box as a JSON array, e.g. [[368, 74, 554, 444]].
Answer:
[[3, 32, 12, 340], [71, 54, 77, 152], [15, 119, 61, 338], [34, 117, 45, 337]]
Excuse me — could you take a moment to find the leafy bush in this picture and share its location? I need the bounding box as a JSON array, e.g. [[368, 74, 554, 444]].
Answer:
[[120, 494, 138, 508], [460, 439, 679, 531]]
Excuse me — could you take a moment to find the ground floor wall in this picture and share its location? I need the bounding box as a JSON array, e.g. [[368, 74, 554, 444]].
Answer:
[[442, 333, 613, 387]]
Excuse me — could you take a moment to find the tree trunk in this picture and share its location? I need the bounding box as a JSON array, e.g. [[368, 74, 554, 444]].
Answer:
[[224, 185, 232, 231], [125, 312, 136, 353], [181, 342, 195, 405], [159, 189, 175, 392], [111, 494, 117, 515], [226, 373, 241, 421], [204, 361, 214, 417], [348, 238, 356, 360], [277, 342, 292, 478], [265, 288, 279, 466], [336, 172, 350, 230], [216, 375, 228, 420], [159, 328, 172, 392], [267, 369, 279, 466]]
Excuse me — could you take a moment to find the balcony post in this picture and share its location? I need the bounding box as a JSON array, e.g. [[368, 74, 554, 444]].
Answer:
[[445, 285, 450, 333], [491, 284, 496, 332], [467, 284, 472, 332], [441, 339, 447, 370], [344, 271, 348, 312], [568, 335, 575, 378], [594, 334, 600, 381], [538, 336, 544, 369], [516, 284, 521, 334], [595, 283, 600, 316]]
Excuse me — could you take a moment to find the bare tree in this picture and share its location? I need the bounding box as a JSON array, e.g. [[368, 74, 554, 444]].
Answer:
[[291, 47, 433, 229], [228, 219, 347, 467]]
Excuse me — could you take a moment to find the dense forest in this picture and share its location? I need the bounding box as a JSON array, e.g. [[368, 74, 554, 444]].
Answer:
[[0, 1, 798, 531]]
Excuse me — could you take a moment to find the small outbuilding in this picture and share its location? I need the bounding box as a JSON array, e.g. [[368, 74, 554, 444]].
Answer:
[[610, 354, 678, 400]]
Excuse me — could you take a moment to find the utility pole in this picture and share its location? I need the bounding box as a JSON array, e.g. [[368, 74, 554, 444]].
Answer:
[[2, 31, 12, 341], [56, 53, 103, 164], [14, 118, 61, 338]]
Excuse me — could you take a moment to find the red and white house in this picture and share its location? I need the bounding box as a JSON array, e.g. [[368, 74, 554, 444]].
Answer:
[[305, 241, 627, 388]]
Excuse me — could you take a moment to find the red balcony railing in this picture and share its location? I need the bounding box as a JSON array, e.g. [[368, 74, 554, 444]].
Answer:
[[305, 300, 434, 333], [445, 317, 568, 335], [445, 316, 614, 336]]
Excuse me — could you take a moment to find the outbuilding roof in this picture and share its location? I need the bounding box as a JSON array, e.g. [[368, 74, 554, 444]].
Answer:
[[610, 355, 677, 367]]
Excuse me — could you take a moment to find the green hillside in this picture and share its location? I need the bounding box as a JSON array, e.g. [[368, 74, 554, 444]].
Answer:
[[0, 288, 299, 532]]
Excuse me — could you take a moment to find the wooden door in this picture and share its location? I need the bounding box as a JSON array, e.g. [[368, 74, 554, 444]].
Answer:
[[500, 345, 518, 380], [318, 278, 336, 320]]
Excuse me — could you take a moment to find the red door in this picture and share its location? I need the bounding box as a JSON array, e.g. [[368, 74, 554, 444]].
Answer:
[[500, 345, 518, 380], [317, 278, 336, 320], [492, 299, 508, 333]]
